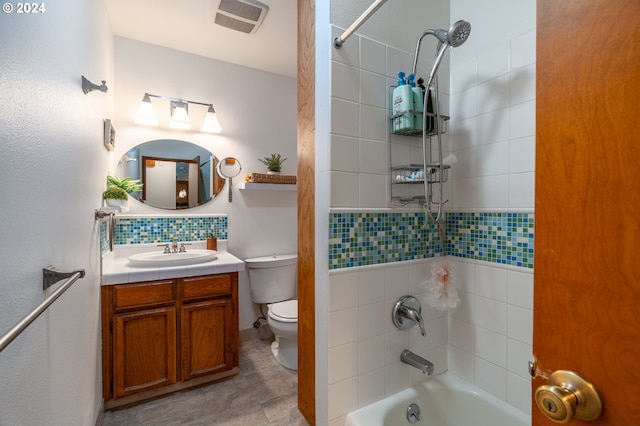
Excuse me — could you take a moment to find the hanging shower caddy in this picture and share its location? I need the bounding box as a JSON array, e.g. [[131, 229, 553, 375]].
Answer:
[[388, 85, 450, 207]]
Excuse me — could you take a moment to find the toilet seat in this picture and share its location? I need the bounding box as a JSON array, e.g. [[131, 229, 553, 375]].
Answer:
[[268, 300, 298, 323]]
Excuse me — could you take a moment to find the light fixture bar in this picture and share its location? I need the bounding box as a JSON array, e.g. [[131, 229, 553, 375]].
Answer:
[[134, 93, 221, 134]]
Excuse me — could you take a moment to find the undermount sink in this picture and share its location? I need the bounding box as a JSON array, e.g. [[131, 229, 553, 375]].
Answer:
[[128, 249, 217, 267]]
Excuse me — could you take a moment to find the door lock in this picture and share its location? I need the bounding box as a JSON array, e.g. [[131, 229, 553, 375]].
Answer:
[[534, 370, 602, 423]]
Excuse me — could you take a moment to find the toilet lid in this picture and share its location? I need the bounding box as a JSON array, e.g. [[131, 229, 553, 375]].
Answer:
[[269, 300, 298, 323]]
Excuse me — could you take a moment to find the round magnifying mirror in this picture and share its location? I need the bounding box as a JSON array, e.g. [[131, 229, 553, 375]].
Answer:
[[216, 157, 242, 202]]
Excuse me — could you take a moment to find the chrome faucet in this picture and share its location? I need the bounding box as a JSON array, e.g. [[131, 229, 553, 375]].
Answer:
[[401, 349, 434, 375], [171, 238, 179, 253], [392, 295, 426, 337]]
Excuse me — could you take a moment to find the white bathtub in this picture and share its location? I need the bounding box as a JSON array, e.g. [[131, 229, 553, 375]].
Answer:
[[345, 373, 529, 426]]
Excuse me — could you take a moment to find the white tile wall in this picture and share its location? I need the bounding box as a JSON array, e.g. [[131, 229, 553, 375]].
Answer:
[[327, 260, 448, 420], [327, 7, 536, 421], [447, 258, 534, 415], [329, 27, 451, 210], [449, 29, 536, 212]]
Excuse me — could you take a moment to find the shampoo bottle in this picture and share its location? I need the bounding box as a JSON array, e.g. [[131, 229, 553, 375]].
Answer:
[[392, 72, 413, 132], [421, 78, 435, 133], [407, 74, 424, 131]]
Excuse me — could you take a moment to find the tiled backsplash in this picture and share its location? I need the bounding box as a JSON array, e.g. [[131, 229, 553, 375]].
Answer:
[[329, 211, 534, 270], [329, 211, 442, 269], [115, 215, 228, 245], [446, 212, 534, 268], [101, 215, 228, 254]]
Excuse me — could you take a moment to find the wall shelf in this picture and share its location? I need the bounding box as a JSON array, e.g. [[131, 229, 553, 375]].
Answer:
[[239, 182, 297, 191]]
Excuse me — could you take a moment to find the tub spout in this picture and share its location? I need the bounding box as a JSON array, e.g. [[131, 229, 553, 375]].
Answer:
[[401, 349, 434, 375]]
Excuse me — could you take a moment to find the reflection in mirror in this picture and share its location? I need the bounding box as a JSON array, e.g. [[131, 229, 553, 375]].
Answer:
[[117, 140, 225, 210]]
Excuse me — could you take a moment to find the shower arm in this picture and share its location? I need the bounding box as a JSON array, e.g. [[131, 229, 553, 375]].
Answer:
[[411, 30, 436, 76]]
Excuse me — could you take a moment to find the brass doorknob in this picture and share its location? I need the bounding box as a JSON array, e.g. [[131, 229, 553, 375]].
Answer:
[[535, 370, 602, 423]]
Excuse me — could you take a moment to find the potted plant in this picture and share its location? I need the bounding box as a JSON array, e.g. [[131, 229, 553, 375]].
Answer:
[[258, 153, 286, 174], [106, 175, 143, 193], [103, 175, 143, 207], [103, 186, 129, 207]]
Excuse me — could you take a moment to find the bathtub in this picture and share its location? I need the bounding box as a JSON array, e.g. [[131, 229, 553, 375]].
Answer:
[[345, 373, 529, 426]]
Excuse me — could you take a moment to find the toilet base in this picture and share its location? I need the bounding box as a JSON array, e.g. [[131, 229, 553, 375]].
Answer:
[[271, 337, 298, 371]]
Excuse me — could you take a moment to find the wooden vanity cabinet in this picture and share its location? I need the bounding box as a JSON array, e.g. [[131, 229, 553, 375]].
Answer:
[[101, 273, 238, 408], [180, 274, 239, 380]]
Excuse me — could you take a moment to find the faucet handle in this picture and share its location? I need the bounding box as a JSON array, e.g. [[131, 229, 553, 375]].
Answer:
[[392, 295, 426, 336], [179, 243, 192, 253], [157, 243, 171, 253]]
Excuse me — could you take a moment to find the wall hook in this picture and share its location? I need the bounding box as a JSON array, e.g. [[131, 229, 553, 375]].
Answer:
[[82, 75, 108, 94]]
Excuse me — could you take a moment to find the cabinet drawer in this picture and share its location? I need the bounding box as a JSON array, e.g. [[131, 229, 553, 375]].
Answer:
[[182, 274, 232, 301], [113, 281, 175, 310]]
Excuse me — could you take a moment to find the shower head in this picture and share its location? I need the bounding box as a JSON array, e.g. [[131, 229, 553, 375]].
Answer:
[[424, 20, 471, 87], [443, 20, 471, 48], [411, 20, 472, 77]]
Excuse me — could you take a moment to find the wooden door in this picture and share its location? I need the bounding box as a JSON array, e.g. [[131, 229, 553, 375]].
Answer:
[[112, 307, 177, 398], [181, 299, 235, 380], [534, 0, 640, 424], [297, 0, 316, 424]]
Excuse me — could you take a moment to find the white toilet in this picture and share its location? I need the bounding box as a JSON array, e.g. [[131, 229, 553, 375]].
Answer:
[[245, 254, 298, 370]]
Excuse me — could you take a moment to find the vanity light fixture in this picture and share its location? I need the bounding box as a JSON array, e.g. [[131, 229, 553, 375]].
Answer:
[[134, 94, 158, 126], [200, 105, 223, 134], [169, 100, 192, 130], [134, 93, 222, 134]]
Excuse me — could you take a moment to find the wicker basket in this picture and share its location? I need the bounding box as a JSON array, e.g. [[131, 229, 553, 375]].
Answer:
[[249, 173, 297, 184]]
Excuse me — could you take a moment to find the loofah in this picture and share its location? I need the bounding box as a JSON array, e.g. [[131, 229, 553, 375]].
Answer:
[[421, 261, 461, 312]]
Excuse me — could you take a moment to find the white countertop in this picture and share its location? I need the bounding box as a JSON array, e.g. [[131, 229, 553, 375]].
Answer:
[[101, 241, 245, 285]]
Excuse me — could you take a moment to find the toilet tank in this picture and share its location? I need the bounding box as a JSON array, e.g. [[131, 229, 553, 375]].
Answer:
[[245, 254, 297, 304]]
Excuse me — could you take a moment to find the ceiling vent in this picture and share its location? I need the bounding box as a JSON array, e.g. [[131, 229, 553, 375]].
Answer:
[[210, 0, 269, 34]]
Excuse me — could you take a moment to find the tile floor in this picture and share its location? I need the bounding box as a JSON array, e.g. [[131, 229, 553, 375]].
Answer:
[[102, 330, 309, 426]]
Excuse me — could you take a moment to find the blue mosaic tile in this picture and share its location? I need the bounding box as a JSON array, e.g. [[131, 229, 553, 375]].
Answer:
[[329, 212, 442, 269], [446, 212, 534, 268], [99, 220, 109, 255], [329, 211, 534, 270], [113, 216, 228, 246]]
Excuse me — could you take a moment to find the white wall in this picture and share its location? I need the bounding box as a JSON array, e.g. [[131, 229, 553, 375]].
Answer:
[[0, 1, 113, 424], [447, 0, 536, 415], [112, 37, 298, 330]]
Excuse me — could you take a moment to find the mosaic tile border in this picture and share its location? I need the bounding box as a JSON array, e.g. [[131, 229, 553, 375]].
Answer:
[[446, 212, 534, 268], [110, 215, 228, 246], [100, 220, 109, 255], [329, 212, 442, 270], [329, 211, 534, 270]]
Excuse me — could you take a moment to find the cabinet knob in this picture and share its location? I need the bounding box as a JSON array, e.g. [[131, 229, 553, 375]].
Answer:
[[534, 370, 602, 423]]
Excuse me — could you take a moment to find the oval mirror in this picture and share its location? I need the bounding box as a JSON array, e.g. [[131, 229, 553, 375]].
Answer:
[[117, 139, 225, 210]]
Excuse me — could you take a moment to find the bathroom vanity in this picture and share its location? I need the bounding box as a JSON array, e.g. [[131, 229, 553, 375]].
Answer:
[[100, 247, 244, 409]]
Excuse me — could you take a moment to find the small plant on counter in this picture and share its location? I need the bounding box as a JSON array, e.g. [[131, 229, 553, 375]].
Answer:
[[103, 186, 128, 201], [258, 153, 286, 173], [106, 175, 143, 194]]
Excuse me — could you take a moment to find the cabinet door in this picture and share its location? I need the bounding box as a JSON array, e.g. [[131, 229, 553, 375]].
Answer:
[[112, 306, 177, 398], [181, 299, 236, 380]]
